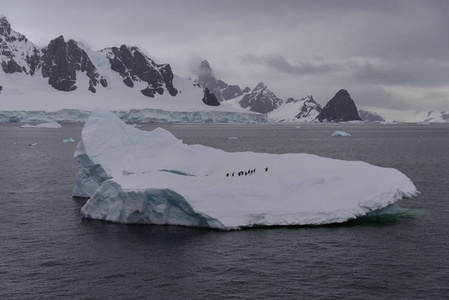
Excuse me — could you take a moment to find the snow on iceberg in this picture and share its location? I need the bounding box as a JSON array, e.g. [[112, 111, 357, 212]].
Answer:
[[20, 122, 62, 128], [332, 131, 351, 137], [73, 109, 418, 229]]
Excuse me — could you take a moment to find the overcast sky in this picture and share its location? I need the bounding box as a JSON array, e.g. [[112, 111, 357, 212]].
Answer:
[[2, 0, 449, 111]]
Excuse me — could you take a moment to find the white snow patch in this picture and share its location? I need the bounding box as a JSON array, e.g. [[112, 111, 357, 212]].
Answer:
[[332, 131, 351, 137]]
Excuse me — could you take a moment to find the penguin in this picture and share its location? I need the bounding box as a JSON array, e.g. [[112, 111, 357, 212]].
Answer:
[[265, 167, 268, 172], [226, 173, 229, 177]]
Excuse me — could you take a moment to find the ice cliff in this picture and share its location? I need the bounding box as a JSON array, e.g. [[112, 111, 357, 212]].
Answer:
[[73, 109, 418, 229], [0, 108, 267, 123]]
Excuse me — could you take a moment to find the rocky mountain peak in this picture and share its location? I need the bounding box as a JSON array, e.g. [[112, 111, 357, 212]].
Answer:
[[104, 44, 177, 97], [0, 16, 28, 44], [0, 16, 40, 75], [239, 82, 283, 114], [316, 89, 361, 122], [195, 60, 247, 102], [199, 60, 211, 72], [294, 95, 322, 119], [0, 15, 11, 36], [41, 35, 106, 92], [197, 60, 213, 84], [253, 82, 267, 90]]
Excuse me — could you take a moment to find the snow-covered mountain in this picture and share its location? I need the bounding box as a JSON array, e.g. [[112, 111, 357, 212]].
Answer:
[[2, 16, 447, 124], [0, 16, 41, 76], [0, 15, 187, 99], [268, 96, 322, 122], [0, 16, 266, 123], [194, 61, 323, 122], [238, 82, 284, 114], [368, 108, 449, 123], [358, 110, 385, 122], [195, 60, 249, 102]]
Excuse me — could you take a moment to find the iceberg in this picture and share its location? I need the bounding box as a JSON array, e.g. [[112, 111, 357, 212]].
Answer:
[[73, 109, 418, 229], [332, 131, 351, 137], [20, 122, 62, 128]]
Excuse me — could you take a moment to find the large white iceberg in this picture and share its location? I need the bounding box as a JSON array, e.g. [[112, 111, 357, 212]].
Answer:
[[73, 109, 418, 229]]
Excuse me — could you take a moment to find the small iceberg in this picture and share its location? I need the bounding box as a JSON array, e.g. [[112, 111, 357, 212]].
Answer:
[[63, 138, 76, 143], [20, 122, 62, 129], [332, 131, 351, 137], [380, 121, 399, 125]]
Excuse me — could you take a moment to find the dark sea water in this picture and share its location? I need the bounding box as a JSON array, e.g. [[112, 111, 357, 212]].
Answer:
[[1, 122, 448, 299]]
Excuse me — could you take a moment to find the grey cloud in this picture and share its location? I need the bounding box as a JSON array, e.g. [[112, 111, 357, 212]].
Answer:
[[241, 54, 344, 75], [349, 59, 449, 88]]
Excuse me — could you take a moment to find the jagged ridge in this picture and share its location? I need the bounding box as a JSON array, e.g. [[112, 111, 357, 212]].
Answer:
[[239, 82, 283, 114], [196, 60, 249, 102], [0, 16, 178, 98]]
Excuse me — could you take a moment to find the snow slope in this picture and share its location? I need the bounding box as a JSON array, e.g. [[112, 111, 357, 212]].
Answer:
[[74, 109, 418, 229], [0, 71, 267, 123], [268, 96, 322, 122], [362, 107, 449, 123]]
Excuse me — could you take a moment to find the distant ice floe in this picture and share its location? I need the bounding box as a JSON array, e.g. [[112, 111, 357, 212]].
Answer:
[[63, 138, 76, 143], [380, 121, 399, 125], [73, 109, 418, 230], [332, 131, 351, 137], [20, 122, 62, 128]]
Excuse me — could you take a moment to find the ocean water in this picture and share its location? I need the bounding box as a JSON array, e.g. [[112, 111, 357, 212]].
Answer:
[[1, 122, 448, 299]]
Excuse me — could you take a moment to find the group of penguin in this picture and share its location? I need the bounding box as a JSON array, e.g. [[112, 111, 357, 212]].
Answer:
[[226, 167, 268, 177]]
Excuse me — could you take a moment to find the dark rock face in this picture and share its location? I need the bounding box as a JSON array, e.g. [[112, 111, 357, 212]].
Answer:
[[197, 60, 248, 101], [0, 16, 41, 75], [105, 45, 177, 97], [202, 88, 220, 106], [358, 110, 385, 122], [0, 17, 11, 36], [41, 36, 106, 92], [239, 82, 283, 114], [316, 89, 361, 122], [2, 16, 180, 98]]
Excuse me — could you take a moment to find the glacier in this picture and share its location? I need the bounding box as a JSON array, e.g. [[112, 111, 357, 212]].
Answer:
[[0, 108, 267, 124], [73, 109, 418, 230]]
